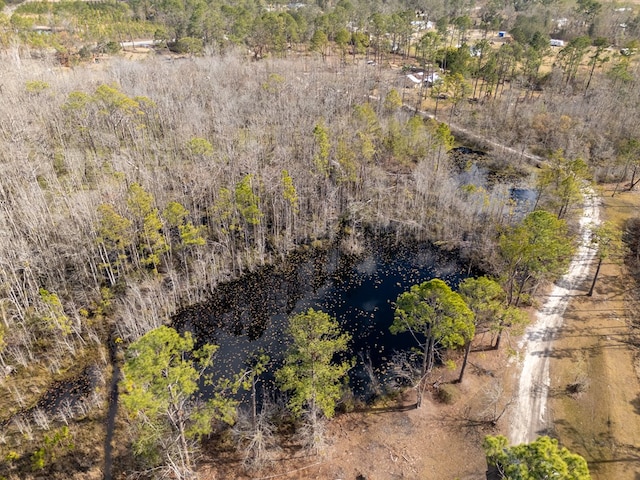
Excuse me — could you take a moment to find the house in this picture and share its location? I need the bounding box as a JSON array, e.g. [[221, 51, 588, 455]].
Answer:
[[411, 20, 435, 30], [404, 71, 440, 88], [423, 72, 440, 85], [405, 74, 422, 88]]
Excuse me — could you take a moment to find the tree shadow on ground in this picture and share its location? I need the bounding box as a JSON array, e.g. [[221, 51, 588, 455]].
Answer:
[[529, 341, 633, 360], [553, 418, 640, 477], [630, 395, 640, 415], [365, 403, 418, 414]]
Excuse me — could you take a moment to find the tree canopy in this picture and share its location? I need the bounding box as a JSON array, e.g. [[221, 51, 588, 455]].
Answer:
[[276, 308, 353, 451], [499, 210, 574, 305], [458, 276, 528, 350], [483, 435, 591, 480], [391, 279, 475, 378], [120, 326, 237, 478]]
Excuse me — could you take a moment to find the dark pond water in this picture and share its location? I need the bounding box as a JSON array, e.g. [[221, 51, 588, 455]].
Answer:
[[174, 239, 472, 401], [0, 364, 102, 428], [510, 187, 536, 214]]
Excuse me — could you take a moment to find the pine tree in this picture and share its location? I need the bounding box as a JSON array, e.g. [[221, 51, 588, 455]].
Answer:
[[120, 326, 237, 479], [276, 308, 352, 453], [391, 279, 474, 404], [483, 435, 591, 479]]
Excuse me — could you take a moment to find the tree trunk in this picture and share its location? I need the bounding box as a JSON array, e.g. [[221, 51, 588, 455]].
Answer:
[[420, 322, 432, 377], [558, 199, 567, 219], [421, 340, 428, 377], [308, 400, 322, 454], [514, 269, 530, 307], [612, 163, 629, 197], [416, 75, 425, 112], [251, 376, 257, 430], [506, 272, 516, 306], [177, 412, 194, 479], [427, 335, 436, 374], [584, 60, 597, 95], [494, 329, 502, 350], [457, 340, 472, 383], [587, 256, 602, 296], [629, 165, 640, 191], [533, 184, 546, 210]]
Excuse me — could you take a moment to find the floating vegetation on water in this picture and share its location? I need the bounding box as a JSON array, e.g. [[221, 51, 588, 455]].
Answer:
[[173, 238, 474, 402]]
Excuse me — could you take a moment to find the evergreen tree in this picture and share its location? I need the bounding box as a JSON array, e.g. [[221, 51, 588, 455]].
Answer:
[[483, 435, 591, 479], [120, 326, 237, 479], [276, 308, 352, 452], [391, 279, 475, 395], [458, 276, 527, 358], [96, 203, 133, 285], [128, 183, 169, 272], [499, 210, 574, 305]]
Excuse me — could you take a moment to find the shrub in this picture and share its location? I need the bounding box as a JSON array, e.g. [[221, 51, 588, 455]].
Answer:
[[171, 37, 204, 55], [5, 451, 19, 462], [105, 41, 121, 54], [25, 80, 50, 94], [31, 447, 46, 471], [435, 384, 459, 405]]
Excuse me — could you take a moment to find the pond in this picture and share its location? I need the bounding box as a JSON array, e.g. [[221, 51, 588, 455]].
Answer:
[[174, 238, 472, 401]]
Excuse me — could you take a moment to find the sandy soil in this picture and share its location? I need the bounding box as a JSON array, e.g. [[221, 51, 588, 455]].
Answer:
[[205, 337, 517, 480]]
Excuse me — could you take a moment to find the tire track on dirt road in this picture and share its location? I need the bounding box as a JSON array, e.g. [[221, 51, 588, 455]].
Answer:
[[509, 188, 601, 444]]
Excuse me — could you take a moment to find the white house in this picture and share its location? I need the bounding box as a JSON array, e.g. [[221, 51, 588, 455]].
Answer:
[[423, 72, 440, 85], [405, 74, 422, 87]]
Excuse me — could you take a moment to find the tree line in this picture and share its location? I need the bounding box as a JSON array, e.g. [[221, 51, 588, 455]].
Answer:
[[3, 0, 640, 64]]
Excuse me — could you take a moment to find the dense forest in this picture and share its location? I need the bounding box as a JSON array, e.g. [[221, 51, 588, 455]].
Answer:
[[0, 0, 639, 476]]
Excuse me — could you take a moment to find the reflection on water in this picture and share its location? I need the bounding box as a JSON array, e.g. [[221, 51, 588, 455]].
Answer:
[[510, 188, 536, 217], [174, 238, 470, 400]]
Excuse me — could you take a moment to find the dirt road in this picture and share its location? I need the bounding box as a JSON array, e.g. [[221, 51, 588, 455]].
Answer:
[[509, 189, 600, 444], [549, 186, 640, 479]]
